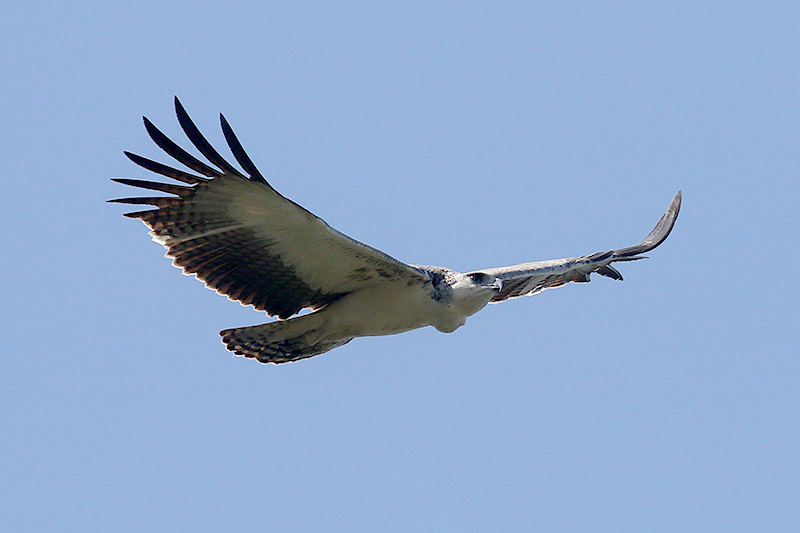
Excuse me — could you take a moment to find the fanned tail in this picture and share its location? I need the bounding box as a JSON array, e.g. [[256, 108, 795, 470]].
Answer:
[[220, 313, 353, 364]]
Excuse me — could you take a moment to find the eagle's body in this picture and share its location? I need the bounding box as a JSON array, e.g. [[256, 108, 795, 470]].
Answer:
[[112, 98, 681, 364], [225, 268, 496, 363], [315, 268, 496, 337]]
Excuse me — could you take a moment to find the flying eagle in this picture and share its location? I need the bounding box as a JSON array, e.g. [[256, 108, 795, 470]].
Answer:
[[111, 98, 681, 364]]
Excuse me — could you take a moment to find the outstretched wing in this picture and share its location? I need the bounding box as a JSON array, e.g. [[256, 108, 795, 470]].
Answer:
[[110, 97, 428, 319], [475, 191, 681, 303]]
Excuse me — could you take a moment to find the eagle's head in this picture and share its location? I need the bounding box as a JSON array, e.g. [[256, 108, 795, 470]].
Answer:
[[449, 271, 503, 316], [464, 271, 503, 292]]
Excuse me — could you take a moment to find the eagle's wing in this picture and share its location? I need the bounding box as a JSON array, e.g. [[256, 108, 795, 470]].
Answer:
[[476, 191, 681, 303], [110, 97, 428, 319]]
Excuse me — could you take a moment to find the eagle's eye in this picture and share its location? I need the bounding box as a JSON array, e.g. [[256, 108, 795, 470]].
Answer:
[[468, 272, 487, 284]]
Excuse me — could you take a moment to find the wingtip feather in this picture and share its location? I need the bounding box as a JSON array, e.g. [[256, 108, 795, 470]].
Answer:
[[219, 112, 269, 184], [613, 190, 682, 259], [174, 98, 246, 178]]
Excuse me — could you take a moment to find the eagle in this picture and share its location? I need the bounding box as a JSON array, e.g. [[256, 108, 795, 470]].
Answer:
[[111, 98, 681, 364]]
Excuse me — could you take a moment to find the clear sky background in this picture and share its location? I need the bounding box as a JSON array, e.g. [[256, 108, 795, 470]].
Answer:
[[2, 2, 798, 531]]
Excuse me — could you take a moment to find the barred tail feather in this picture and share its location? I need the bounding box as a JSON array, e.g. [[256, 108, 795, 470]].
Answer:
[[220, 314, 353, 364]]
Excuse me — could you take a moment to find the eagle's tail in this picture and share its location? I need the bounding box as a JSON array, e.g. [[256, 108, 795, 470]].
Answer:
[[220, 313, 352, 364]]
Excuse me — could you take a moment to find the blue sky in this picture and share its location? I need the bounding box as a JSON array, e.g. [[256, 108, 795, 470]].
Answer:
[[3, 2, 798, 531]]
